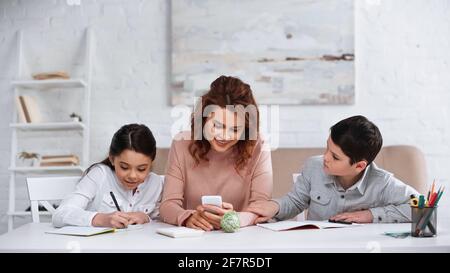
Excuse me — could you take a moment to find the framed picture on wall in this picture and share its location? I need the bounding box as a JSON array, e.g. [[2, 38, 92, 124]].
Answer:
[[171, 0, 355, 105]]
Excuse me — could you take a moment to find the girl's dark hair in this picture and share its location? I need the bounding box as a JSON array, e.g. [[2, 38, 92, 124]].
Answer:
[[330, 115, 383, 165], [189, 75, 260, 170], [83, 124, 157, 175]]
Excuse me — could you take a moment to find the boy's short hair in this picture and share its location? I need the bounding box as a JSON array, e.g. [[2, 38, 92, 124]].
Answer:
[[330, 115, 383, 165]]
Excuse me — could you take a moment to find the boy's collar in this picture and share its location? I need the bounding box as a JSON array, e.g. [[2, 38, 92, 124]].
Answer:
[[347, 165, 370, 194], [325, 164, 372, 195]]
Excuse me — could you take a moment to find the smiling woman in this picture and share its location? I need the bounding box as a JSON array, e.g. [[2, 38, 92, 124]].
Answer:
[[160, 76, 273, 231], [190, 75, 260, 170], [52, 124, 165, 229]]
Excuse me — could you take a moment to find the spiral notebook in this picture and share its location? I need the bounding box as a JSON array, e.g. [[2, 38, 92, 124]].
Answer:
[[45, 226, 116, 237], [46, 224, 145, 236]]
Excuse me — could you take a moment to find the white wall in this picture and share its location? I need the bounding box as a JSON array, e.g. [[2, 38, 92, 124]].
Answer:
[[1, 0, 449, 234]]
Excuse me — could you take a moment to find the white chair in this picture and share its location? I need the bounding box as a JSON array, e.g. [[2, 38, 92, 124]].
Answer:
[[26, 176, 80, 223]]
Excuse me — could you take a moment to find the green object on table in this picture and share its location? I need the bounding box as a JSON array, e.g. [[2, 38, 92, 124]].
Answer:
[[383, 231, 410, 238], [221, 211, 240, 233]]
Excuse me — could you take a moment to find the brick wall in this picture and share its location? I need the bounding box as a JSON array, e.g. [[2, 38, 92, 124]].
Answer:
[[0, 0, 449, 234]]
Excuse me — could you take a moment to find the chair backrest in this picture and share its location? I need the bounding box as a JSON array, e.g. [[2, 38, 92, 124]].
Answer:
[[373, 145, 428, 194], [271, 148, 325, 198], [26, 176, 80, 223], [152, 145, 428, 198], [153, 148, 169, 175]]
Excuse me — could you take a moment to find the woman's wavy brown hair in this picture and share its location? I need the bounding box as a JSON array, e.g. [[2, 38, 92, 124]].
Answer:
[[189, 75, 260, 171]]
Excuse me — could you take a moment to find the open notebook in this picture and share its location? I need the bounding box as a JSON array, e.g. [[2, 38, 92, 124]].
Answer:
[[45, 226, 116, 237], [156, 227, 205, 238], [257, 220, 362, 231]]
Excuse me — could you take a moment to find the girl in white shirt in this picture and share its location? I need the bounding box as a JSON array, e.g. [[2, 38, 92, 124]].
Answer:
[[52, 124, 164, 228]]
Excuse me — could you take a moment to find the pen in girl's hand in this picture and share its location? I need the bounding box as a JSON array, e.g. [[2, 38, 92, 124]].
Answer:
[[110, 191, 121, 211], [110, 191, 138, 225]]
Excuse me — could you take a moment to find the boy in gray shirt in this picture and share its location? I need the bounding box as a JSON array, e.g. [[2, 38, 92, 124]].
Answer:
[[249, 115, 418, 224]]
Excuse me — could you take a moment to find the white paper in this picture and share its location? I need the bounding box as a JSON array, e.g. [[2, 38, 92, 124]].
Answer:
[[115, 224, 144, 232], [156, 227, 205, 238]]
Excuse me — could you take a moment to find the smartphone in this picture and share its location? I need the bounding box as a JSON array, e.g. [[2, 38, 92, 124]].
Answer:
[[201, 195, 222, 207]]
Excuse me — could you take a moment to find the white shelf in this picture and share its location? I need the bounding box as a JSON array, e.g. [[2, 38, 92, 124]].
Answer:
[[9, 166, 85, 173], [8, 28, 93, 232], [10, 122, 85, 131], [7, 211, 52, 216], [11, 79, 86, 89]]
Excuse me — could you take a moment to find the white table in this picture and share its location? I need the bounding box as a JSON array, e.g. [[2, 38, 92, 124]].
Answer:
[[0, 221, 449, 252]]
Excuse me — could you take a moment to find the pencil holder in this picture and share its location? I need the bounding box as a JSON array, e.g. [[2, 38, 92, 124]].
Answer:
[[411, 206, 437, 237]]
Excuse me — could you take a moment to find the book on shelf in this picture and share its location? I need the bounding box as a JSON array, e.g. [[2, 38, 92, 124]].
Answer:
[[15, 95, 42, 123], [15, 96, 28, 123], [32, 71, 70, 80], [39, 154, 79, 167], [41, 154, 79, 160], [40, 162, 79, 167]]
